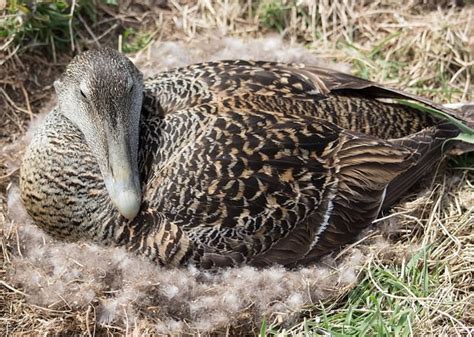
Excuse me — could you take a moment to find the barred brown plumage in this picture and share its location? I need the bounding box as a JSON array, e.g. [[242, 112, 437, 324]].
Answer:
[[20, 48, 465, 268]]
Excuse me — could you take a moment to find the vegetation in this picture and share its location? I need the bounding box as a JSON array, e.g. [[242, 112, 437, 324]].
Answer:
[[2, 0, 96, 56], [257, 0, 289, 32], [1, 0, 151, 58]]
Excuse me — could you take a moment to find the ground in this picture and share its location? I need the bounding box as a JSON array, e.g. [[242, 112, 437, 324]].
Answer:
[[0, 1, 473, 335]]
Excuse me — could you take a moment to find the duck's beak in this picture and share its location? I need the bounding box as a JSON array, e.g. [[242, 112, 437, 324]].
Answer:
[[104, 136, 141, 220]]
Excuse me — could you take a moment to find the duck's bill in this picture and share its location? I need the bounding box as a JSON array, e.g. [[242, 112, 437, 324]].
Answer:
[[104, 140, 141, 220]]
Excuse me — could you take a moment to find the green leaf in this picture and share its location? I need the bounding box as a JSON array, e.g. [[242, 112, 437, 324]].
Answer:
[[259, 319, 267, 337], [451, 133, 474, 145]]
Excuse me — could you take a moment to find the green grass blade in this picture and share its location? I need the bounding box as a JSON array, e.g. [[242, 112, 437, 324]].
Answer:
[[451, 133, 474, 145], [259, 319, 267, 337]]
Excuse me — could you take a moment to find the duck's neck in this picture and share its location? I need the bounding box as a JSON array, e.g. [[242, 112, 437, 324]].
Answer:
[[21, 106, 199, 267], [20, 109, 125, 243]]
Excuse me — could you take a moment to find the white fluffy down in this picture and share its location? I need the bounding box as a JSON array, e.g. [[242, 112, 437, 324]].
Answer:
[[5, 36, 380, 334]]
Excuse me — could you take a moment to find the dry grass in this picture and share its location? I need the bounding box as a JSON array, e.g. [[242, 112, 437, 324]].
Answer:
[[1, 0, 473, 335]]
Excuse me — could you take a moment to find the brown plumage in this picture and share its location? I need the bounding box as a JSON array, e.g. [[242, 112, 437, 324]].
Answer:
[[20, 48, 465, 269]]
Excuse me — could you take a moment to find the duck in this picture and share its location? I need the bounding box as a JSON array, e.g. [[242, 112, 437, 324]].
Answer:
[[20, 47, 467, 269]]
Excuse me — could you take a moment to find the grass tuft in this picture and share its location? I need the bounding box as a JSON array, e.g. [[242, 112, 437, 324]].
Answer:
[[121, 27, 152, 53], [257, 0, 289, 33], [1, 0, 98, 56]]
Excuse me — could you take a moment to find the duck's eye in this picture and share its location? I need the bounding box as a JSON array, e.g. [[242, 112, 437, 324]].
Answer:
[[80, 89, 87, 99]]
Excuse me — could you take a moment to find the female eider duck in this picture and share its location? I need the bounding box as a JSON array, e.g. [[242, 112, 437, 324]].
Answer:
[[20, 48, 465, 268]]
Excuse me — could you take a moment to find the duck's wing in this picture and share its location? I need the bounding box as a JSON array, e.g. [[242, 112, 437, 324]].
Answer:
[[242, 61, 467, 120], [146, 106, 419, 268], [150, 60, 467, 139], [286, 64, 461, 115], [289, 122, 459, 266]]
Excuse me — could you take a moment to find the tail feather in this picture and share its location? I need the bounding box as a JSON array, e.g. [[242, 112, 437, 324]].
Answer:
[[382, 123, 460, 209]]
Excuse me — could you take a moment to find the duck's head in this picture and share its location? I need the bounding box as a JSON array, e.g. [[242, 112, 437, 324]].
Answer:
[[54, 48, 143, 220]]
